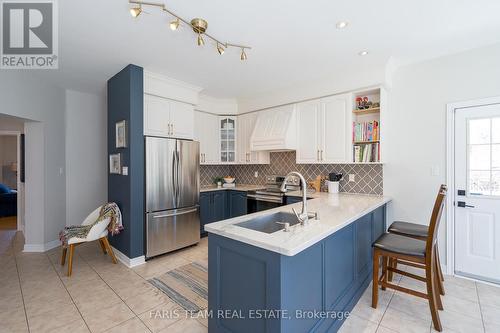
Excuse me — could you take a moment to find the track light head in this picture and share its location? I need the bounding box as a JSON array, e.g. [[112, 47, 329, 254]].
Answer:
[[217, 43, 225, 55], [170, 18, 180, 31], [240, 48, 247, 61], [130, 5, 142, 18], [197, 34, 205, 46]]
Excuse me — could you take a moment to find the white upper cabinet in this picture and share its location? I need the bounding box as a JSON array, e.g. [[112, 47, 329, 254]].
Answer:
[[321, 95, 350, 163], [144, 94, 170, 137], [238, 113, 270, 164], [144, 94, 194, 139], [169, 99, 194, 139], [296, 100, 321, 163], [194, 111, 219, 165], [220, 117, 237, 163], [296, 94, 351, 164]]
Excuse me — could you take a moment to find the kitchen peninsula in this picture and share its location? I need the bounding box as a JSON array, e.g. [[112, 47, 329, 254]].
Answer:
[[205, 192, 390, 333]]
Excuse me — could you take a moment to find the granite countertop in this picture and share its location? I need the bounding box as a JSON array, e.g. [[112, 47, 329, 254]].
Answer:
[[204, 192, 391, 256], [200, 184, 266, 192]]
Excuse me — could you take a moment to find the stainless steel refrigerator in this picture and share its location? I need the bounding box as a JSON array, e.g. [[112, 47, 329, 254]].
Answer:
[[145, 136, 200, 258]]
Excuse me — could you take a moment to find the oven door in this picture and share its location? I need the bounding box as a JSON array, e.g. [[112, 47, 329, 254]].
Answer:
[[247, 193, 284, 214]]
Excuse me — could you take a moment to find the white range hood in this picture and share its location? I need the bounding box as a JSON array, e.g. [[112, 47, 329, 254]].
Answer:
[[250, 104, 297, 151]]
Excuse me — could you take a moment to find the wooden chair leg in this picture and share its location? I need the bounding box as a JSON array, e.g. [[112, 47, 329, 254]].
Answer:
[[433, 252, 444, 310], [372, 249, 380, 308], [426, 255, 442, 331], [61, 246, 67, 266], [101, 237, 117, 264], [436, 245, 444, 282], [435, 245, 445, 296], [381, 256, 388, 290], [388, 258, 394, 282], [98, 239, 107, 254], [67, 244, 75, 277]]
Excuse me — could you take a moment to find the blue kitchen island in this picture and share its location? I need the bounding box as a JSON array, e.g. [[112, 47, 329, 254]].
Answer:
[[205, 193, 390, 333]]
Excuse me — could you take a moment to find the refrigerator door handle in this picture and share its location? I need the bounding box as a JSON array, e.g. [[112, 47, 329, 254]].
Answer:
[[176, 150, 181, 207], [152, 206, 200, 219], [172, 149, 177, 204]]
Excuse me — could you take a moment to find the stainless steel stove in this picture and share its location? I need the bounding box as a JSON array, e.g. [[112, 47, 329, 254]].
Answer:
[[247, 175, 301, 213]]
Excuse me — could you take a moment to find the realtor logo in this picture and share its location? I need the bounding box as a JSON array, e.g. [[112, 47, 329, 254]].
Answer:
[[1, 0, 58, 69]]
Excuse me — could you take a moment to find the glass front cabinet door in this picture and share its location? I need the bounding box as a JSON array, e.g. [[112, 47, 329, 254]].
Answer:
[[220, 117, 236, 163]]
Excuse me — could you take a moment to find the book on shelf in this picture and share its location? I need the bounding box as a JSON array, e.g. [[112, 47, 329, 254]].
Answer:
[[353, 142, 380, 163], [352, 120, 379, 142]]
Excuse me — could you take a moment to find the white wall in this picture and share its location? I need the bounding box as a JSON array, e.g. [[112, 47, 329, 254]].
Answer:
[[0, 72, 66, 250], [384, 43, 500, 267], [238, 66, 385, 112], [65, 90, 107, 225], [196, 94, 239, 114]]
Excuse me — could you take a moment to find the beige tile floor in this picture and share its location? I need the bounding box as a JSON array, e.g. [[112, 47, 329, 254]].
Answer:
[[0, 229, 208, 333], [1, 228, 499, 333]]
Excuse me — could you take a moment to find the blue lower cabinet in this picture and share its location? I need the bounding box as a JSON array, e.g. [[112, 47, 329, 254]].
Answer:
[[229, 191, 247, 218], [200, 192, 212, 236], [200, 191, 228, 236], [208, 205, 386, 333], [213, 191, 227, 221]]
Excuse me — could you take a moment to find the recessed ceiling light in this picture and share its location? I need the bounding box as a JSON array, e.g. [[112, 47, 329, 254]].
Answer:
[[358, 50, 369, 56], [336, 21, 349, 29]]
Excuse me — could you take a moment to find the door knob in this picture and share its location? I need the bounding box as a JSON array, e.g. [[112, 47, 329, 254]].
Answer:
[[457, 201, 475, 208]]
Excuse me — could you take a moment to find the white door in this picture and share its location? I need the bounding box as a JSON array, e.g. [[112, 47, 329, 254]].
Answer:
[[144, 95, 170, 137], [321, 96, 348, 163], [455, 103, 500, 283], [169, 100, 194, 140], [296, 100, 321, 163]]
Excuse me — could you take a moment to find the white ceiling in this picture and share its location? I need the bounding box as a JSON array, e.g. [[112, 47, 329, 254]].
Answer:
[[37, 0, 500, 99]]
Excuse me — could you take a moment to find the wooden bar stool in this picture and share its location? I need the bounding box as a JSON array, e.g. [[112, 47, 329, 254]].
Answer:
[[372, 185, 447, 332], [386, 185, 446, 296]]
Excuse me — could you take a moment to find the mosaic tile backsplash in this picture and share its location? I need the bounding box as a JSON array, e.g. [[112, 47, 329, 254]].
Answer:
[[200, 151, 383, 195]]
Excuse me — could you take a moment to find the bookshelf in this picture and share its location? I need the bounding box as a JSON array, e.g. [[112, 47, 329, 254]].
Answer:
[[352, 88, 382, 163]]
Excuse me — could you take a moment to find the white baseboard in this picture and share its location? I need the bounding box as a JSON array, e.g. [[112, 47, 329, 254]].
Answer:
[[111, 246, 146, 268], [23, 239, 60, 252]]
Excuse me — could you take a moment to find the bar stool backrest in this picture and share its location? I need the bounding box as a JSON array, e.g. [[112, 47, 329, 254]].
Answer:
[[425, 185, 447, 256]]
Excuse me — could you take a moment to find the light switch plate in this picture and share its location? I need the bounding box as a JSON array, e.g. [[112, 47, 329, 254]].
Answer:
[[122, 166, 128, 176], [349, 174, 355, 182], [431, 166, 440, 176]]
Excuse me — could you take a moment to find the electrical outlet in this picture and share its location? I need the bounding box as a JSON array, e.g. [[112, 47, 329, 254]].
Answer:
[[254, 171, 259, 178], [122, 166, 129, 176], [349, 174, 356, 182]]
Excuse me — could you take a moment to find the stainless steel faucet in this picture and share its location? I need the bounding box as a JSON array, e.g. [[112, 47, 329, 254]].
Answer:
[[280, 171, 316, 225]]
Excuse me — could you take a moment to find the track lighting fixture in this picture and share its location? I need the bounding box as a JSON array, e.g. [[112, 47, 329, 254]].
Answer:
[[169, 18, 180, 31], [197, 34, 205, 46], [217, 43, 225, 55], [129, 5, 142, 18], [240, 48, 247, 61], [128, 0, 251, 60]]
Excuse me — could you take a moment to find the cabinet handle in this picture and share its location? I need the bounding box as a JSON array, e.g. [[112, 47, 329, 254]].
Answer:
[[171, 124, 174, 135], [317, 149, 320, 161], [203, 153, 206, 163], [321, 150, 323, 161]]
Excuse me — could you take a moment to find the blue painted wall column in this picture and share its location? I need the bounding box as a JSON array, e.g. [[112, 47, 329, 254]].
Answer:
[[107, 64, 144, 258]]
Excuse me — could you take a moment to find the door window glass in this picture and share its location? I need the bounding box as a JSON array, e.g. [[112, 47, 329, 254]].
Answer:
[[468, 117, 500, 195]]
